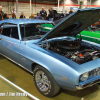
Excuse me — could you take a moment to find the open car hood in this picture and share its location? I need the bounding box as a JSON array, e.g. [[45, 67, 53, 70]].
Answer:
[[39, 8, 100, 42]]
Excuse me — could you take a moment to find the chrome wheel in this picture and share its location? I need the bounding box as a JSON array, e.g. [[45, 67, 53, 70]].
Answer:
[[35, 71, 51, 92], [33, 65, 60, 97]]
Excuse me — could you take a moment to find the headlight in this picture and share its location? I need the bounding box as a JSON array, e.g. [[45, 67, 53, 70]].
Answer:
[[80, 72, 89, 81]]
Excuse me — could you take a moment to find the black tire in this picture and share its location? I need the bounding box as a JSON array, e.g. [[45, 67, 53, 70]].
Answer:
[[33, 65, 60, 97]]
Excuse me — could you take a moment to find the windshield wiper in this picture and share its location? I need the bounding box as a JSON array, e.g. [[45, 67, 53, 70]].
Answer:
[[23, 36, 42, 40]]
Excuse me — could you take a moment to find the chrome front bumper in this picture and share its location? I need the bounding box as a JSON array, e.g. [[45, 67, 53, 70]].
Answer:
[[76, 78, 100, 90]]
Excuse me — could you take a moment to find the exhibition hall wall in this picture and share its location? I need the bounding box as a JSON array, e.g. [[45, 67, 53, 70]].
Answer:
[[0, 0, 100, 17]]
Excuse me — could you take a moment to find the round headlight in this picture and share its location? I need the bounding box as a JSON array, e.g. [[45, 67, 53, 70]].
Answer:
[[80, 72, 89, 81]]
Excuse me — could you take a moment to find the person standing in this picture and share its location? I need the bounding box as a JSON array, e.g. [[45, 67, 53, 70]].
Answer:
[[20, 12, 26, 18], [4, 12, 9, 19], [40, 7, 47, 20], [69, 9, 73, 14], [48, 8, 54, 21], [0, 6, 4, 20], [29, 13, 34, 19], [34, 13, 42, 19], [12, 8, 16, 19]]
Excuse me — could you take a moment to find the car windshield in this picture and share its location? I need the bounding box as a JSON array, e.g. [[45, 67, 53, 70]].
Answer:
[[20, 23, 54, 40]]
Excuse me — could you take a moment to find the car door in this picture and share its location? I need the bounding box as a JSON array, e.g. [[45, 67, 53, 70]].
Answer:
[[0, 23, 21, 64]]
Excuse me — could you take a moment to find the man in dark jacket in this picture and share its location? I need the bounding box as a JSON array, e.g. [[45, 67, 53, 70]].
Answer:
[[69, 9, 73, 14], [40, 7, 47, 20], [0, 6, 4, 20], [20, 12, 26, 18], [34, 13, 42, 19], [4, 12, 9, 19], [48, 8, 54, 21]]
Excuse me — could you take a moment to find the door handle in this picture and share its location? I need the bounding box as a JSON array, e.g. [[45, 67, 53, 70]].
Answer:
[[0, 38, 2, 40]]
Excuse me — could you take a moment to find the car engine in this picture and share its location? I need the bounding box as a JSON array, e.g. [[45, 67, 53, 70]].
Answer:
[[48, 39, 100, 64]]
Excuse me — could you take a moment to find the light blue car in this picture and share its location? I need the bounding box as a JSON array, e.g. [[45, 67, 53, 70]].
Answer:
[[0, 8, 100, 97]]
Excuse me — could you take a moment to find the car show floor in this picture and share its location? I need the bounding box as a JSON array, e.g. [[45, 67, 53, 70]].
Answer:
[[0, 78, 31, 100], [0, 55, 100, 100]]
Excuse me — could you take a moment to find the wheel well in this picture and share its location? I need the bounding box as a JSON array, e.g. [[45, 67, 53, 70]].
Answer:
[[31, 63, 50, 73], [31, 63, 38, 71]]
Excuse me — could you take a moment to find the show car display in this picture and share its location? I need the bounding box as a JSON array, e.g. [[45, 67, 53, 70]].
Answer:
[[1, 8, 100, 97]]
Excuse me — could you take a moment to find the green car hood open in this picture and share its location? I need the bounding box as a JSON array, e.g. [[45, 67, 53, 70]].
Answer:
[[39, 8, 100, 42]]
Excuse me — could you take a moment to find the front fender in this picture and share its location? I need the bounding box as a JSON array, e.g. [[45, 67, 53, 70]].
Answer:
[[20, 43, 84, 90]]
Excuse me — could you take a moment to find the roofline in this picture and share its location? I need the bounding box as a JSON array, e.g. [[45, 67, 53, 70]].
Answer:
[[0, 19, 53, 25]]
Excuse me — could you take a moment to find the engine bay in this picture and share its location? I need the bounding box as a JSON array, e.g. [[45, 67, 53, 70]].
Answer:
[[46, 38, 100, 64]]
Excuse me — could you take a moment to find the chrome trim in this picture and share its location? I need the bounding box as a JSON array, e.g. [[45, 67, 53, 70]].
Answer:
[[76, 86, 83, 90], [0, 53, 33, 74], [76, 79, 100, 90], [77, 34, 100, 41]]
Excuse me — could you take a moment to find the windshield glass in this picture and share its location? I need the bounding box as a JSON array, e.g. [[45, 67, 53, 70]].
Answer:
[[20, 23, 54, 40]]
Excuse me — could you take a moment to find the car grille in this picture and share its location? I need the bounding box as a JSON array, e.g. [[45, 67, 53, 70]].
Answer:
[[81, 78, 100, 88], [89, 67, 100, 77]]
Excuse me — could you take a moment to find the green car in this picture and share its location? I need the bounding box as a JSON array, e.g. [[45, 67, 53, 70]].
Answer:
[[41, 24, 100, 44], [77, 27, 100, 44], [40, 23, 54, 32]]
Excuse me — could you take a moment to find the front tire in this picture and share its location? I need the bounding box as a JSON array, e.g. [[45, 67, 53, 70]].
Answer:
[[33, 65, 60, 97]]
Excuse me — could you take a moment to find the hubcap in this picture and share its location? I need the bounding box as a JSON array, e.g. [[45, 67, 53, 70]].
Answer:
[[35, 71, 51, 92]]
